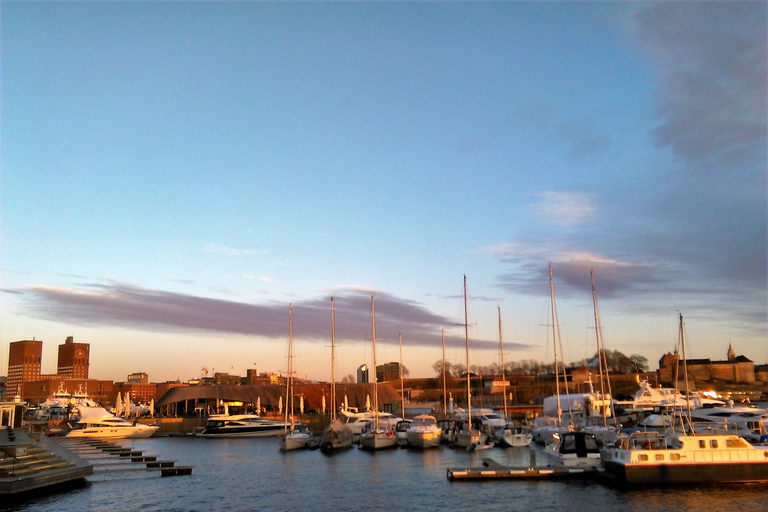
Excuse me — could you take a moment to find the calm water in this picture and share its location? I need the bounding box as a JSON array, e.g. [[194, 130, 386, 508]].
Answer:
[[5, 437, 768, 512]]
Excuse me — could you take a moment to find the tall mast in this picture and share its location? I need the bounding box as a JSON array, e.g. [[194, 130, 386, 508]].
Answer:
[[330, 297, 336, 423], [590, 270, 607, 426], [680, 313, 692, 428], [463, 275, 471, 425], [549, 263, 562, 423], [371, 296, 379, 428], [399, 333, 404, 418], [441, 329, 447, 415], [284, 303, 293, 433], [498, 306, 507, 419]]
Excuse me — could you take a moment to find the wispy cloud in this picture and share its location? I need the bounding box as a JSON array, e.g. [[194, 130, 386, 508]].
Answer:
[[530, 191, 596, 226], [203, 243, 267, 257], [14, 282, 532, 352]]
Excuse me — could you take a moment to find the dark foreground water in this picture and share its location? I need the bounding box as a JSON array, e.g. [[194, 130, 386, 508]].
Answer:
[[5, 437, 768, 512]]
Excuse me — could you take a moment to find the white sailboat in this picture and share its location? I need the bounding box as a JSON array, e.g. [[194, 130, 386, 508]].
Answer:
[[360, 296, 399, 451], [453, 275, 489, 450], [280, 304, 314, 451], [319, 297, 354, 453], [532, 264, 572, 445], [493, 307, 532, 448]]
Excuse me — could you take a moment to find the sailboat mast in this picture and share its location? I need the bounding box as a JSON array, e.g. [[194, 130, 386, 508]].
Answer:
[[498, 306, 508, 419], [549, 264, 562, 423], [464, 275, 471, 425], [330, 297, 336, 423], [590, 270, 607, 426], [371, 296, 379, 428], [284, 303, 293, 433], [680, 313, 692, 427], [399, 333, 404, 418], [441, 329, 447, 415]]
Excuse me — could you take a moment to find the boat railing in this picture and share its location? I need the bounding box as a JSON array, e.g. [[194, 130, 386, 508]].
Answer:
[[619, 431, 670, 451]]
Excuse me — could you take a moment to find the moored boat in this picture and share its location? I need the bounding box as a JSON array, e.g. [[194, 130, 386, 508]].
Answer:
[[200, 413, 287, 438], [65, 406, 158, 439], [405, 414, 442, 449], [601, 430, 768, 484]]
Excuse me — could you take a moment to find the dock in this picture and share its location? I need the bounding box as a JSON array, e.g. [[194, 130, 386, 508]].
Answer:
[[0, 426, 93, 495], [54, 438, 194, 478], [447, 457, 602, 481]]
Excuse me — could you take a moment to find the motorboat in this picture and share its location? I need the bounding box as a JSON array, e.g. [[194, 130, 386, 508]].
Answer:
[[601, 429, 768, 484], [65, 406, 158, 439], [200, 414, 288, 438], [394, 420, 412, 447], [437, 418, 457, 444], [531, 416, 570, 445], [405, 414, 442, 449], [340, 409, 402, 438], [494, 421, 532, 447], [688, 405, 768, 444], [544, 431, 601, 468]]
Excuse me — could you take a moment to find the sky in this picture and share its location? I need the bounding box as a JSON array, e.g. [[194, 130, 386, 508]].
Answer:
[[1, 2, 766, 384]]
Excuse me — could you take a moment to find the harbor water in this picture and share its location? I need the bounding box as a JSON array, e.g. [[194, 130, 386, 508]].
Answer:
[[5, 437, 768, 512]]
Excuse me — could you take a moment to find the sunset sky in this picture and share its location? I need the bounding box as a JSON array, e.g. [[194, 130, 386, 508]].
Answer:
[[2, 2, 765, 384]]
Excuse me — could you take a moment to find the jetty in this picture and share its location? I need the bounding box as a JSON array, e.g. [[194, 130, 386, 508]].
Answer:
[[447, 457, 602, 481], [54, 437, 194, 478], [0, 426, 92, 495]]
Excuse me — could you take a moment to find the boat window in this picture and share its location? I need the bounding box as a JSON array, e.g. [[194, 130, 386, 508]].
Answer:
[[560, 435, 577, 454], [699, 440, 706, 448], [638, 454, 648, 461], [670, 454, 681, 461], [655, 454, 664, 461], [710, 440, 718, 449], [726, 438, 749, 448]]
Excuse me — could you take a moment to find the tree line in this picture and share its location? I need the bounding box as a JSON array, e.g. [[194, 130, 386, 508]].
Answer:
[[432, 350, 649, 377]]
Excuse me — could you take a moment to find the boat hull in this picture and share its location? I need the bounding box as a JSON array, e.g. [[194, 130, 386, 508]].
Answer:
[[602, 459, 768, 485], [360, 430, 398, 451], [200, 425, 286, 438], [66, 426, 158, 439], [406, 430, 442, 449]]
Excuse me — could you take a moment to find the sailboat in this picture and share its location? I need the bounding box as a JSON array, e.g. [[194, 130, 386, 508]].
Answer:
[[360, 296, 399, 451], [532, 264, 572, 445], [452, 275, 489, 450], [319, 297, 354, 453], [580, 269, 620, 446], [280, 304, 314, 451], [493, 307, 532, 448]]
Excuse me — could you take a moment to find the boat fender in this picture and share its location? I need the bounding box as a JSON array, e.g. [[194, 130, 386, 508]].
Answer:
[[387, 431, 394, 437]]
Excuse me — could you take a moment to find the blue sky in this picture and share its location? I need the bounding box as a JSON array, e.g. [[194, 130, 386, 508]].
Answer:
[[2, 2, 765, 384]]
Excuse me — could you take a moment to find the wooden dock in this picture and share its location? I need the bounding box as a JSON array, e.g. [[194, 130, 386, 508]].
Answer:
[[447, 457, 602, 481]]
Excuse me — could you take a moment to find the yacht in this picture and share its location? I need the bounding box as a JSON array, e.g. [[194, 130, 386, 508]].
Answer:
[[279, 423, 314, 451], [319, 419, 354, 453], [65, 406, 158, 439], [405, 414, 442, 449], [688, 405, 768, 444], [494, 421, 533, 447], [601, 429, 768, 484], [200, 413, 288, 438]]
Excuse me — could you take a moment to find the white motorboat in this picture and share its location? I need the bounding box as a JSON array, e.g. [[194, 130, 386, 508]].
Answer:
[[405, 414, 442, 449], [395, 420, 412, 447], [544, 431, 601, 468], [601, 429, 768, 484], [340, 409, 402, 438], [531, 416, 570, 445], [200, 413, 288, 438], [65, 406, 158, 439], [688, 405, 768, 444], [494, 421, 532, 447]]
